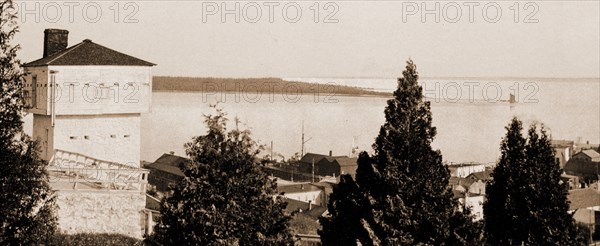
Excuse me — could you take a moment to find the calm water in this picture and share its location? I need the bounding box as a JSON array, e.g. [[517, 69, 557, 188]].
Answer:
[[139, 78, 600, 164]]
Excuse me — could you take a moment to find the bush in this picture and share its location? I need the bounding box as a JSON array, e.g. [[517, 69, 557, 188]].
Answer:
[[49, 233, 143, 246]]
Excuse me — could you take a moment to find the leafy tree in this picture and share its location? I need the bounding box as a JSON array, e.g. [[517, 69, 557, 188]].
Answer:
[[319, 60, 482, 245], [484, 118, 583, 245], [152, 106, 294, 245], [0, 0, 58, 244]]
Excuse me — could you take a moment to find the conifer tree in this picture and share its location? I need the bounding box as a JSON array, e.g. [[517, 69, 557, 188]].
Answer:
[[0, 0, 58, 243], [484, 118, 584, 245], [319, 60, 482, 245], [318, 174, 372, 245], [152, 107, 294, 245]]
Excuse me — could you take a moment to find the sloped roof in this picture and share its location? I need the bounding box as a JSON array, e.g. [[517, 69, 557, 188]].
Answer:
[[335, 157, 358, 167], [299, 153, 328, 164], [284, 199, 327, 219], [466, 169, 493, 181], [551, 140, 574, 148], [449, 177, 477, 190], [24, 39, 155, 67], [277, 183, 322, 194], [568, 188, 600, 210], [452, 190, 464, 198], [564, 158, 600, 176], [582, 150, 600, 159], [449, 176, 461, 186], [144, 153, 188, 177], [300, 153, 346, 164]]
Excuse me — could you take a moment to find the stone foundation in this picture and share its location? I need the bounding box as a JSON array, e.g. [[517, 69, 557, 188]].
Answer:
[[55, 190, 146, 238]]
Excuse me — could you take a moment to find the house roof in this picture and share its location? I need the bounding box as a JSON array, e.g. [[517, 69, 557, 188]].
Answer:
[[449, 177, 479, 190], [581, 150, 600, 159], [277, 183, 322, 194], [335, 157, 358, 167], [447, 162, 484, 167], [24, 39, 155, 67], [551, 140, 574, 149], [144, 153, 188, 177], [299, 153, 346, 164], [466, 169, 493, 181], [309, 182, 335, 194], [564, 158, 600, 176], [299, 153, 328, 164], [568, 188, 600, 210], [449, 176, 461, 186], [452, 190, 465, 198], [284, 199, 327, 219]]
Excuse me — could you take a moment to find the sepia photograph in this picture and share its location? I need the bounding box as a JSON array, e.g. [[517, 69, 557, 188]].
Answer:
[[1, 0, 599, 245]]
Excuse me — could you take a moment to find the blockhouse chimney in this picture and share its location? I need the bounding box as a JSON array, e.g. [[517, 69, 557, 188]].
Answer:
[[43, 29, 69, 58]]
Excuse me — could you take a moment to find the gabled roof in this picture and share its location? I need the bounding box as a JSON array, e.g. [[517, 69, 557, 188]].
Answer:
[[299, 153, 328, 164], [144, 153, 188, 177], [564, 158, 600, 176], [24, 39, 155, 67], [568, 188, 600, 210], [581, 150, 600, 159]]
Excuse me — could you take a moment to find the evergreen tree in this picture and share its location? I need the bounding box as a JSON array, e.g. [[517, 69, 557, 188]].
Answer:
[[484, 118, 584, 245], [319, 60, 482, 245], [318, 174, 372, 245], [152, 107, 294, 245], [0, 0, 58, 244]]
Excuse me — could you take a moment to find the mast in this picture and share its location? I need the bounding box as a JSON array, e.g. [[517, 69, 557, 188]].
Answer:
[[301, 120, 312, 157], [270, 141, 273, 162], [301, 121, 304, 157], [312, 157, 315, 183]]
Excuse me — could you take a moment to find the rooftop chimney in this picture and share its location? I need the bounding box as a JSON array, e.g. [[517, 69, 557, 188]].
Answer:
[[329, 150, 332, 156], [43, 29, 69, 58]]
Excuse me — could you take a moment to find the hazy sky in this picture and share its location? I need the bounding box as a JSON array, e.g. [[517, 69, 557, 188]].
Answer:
[[13, 1, 600, 78]]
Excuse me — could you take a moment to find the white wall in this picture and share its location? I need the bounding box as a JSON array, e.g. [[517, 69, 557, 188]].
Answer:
[[283, 190, 323, 206], [459, 195, 485, 221], [24, 66, 50, 115], [37, 65, 152, 115], [51, 114, 142, 167], [55, 190, 145, 238], [454, 165, 486, 178], [32, 115, 53, 160]]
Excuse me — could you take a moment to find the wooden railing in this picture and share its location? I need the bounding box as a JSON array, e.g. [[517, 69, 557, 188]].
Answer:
[[48, 149, 149, 192]]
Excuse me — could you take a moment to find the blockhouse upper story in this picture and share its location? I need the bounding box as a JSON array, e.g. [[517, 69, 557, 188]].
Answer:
[[23, 29, 155, 116]]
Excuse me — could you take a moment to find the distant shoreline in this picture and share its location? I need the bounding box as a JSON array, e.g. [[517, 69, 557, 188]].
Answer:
[[152, 76, 392, 97], [152, 89, 393, 99], [284, 76, 600, 83]]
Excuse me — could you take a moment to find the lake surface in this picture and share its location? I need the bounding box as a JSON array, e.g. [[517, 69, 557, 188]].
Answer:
[[139, 78, 600, 164]]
